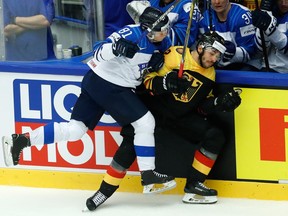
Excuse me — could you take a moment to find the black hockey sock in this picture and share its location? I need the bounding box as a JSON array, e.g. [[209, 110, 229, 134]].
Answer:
[[99, 180, 119, 197]]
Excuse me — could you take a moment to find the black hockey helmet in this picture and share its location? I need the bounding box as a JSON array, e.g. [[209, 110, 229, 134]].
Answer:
[[197, 31, 226, 54], [139, 7, 170, 32]]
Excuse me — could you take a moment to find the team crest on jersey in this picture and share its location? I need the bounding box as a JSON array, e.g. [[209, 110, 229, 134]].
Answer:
[[172, 73, 202, 102]]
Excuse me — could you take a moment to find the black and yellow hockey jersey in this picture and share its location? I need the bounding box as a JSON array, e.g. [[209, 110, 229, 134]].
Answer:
[[143, 46, 216, 119]]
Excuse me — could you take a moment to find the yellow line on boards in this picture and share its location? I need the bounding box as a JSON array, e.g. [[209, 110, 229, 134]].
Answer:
[[0, 169, 288, 200]]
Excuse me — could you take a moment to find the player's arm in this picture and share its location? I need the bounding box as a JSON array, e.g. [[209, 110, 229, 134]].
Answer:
[[252, 9, 288, 54], [92, 27, 139, 62]]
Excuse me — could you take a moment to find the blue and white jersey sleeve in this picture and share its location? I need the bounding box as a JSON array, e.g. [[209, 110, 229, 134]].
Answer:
[[264, 13, 288, 73], [200, 3, 256, 64], [150, 0, 201, 47], [268, 14, 288, 54]]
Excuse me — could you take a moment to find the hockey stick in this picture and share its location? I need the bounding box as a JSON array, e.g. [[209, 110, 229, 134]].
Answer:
[[178, 0, 196, 78], [254, 0, 270, 71], [136, 0, 181, 43], [207, 0, 214, 32]]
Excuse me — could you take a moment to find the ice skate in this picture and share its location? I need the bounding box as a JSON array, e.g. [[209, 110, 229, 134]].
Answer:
[[182, 181, 218, 204], [83, 191, 108, 212], [2, 133, 31, 166], [141, 170, 176, 194]]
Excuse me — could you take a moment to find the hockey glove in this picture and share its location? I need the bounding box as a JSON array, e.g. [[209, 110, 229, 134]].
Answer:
[[252, 9, 277, 36], [215, 89, 242, 112], [147, 52, 164, 73], [163, 71, 191, 93], [112, 38, 140, 58], [222, 40, 236, 63]]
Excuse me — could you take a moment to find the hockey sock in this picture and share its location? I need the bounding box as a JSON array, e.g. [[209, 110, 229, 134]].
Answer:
[[101, 164, 127, 196], [189, 149, 216, 183], [99, 181, 119, 198]]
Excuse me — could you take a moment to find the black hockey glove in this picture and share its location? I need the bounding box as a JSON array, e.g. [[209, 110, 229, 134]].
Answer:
[[252, 9, 277, 36], [147, 52, 164, 73], [215, 89, 242, 112], [222, 40, 236, 62], [112, 38, 140, 58], [163, 71, 191, 93]]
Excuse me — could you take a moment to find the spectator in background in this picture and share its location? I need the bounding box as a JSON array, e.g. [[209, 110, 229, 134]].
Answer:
[[250, 0, 288, 73], [3, 0, 55, 61], [200, 0, 257, 70], [83, 0, 134, 42], [104, 0, 134, 37]]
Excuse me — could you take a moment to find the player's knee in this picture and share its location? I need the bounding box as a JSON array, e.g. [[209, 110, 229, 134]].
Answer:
[[202, 127, 225, 154], [113, 135, 136, 169], [131, 111, 155, 134], [58, 120, 88, 141]]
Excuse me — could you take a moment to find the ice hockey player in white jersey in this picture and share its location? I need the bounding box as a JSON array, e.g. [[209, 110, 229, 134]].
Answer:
[[127, 0, 202, 47], [2, 6, 176, 206], [251, 0, 288, 73], [200, 0, 257, 70]]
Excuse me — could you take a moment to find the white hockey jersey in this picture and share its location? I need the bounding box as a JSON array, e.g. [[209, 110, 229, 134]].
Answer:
[[87, 24, 172, 88]]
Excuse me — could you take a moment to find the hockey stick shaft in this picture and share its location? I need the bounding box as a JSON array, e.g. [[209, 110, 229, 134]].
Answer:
[[136, 0, 181, 44], [254, 0, 270, 71], [178, 0, 196, 78], [207, 0, 214, 32]]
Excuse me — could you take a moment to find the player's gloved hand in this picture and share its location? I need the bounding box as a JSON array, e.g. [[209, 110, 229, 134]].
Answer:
[[147, 52, 164, 72], [252, 9, 277, 36], [112, 38, 140, 58], [255, 28, 271, 51], [222, 40, 236, 62], [215, 89, 242, 112], [163, 71, 191, 93]]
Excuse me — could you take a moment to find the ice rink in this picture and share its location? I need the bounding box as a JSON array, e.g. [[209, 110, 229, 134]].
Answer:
[[1, 185, 288, 216]]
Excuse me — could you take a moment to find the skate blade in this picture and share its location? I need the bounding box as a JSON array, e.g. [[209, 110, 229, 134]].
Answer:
[[2, 136, 13, 167], [82, 207, 89, 213], [143, 180, 176, 194], [182, 193, 217, 204]]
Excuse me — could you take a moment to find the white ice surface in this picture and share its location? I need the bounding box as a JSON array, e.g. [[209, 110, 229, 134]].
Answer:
[[0, 185, 288, 216]]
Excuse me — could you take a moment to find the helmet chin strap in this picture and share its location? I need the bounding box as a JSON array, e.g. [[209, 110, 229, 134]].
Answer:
[[147, 32, 155, 40], [197, 47, 205, 68]]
